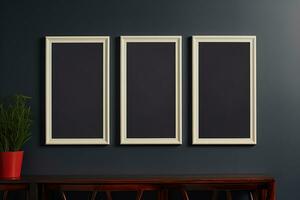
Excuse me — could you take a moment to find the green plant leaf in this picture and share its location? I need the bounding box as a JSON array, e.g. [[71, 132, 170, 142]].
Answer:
[[0, 95, 32, 152]]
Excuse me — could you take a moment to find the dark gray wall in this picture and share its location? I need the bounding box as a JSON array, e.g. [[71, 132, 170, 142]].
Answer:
[[1, 0, 300, 199]]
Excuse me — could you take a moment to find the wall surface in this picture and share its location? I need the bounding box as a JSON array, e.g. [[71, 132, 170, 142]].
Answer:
[[1, 0, 300, 199]]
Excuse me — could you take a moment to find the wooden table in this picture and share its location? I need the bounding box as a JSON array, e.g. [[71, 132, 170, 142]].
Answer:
[[0, 175, 276, 200]]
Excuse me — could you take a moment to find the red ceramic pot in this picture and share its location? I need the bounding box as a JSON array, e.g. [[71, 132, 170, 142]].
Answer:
[[0, 151, 24, 179]]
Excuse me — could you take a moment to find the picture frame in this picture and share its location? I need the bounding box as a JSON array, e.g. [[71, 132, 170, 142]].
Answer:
[[120, 36, 182, 145], [45, 36, 110, 145], [192, 35, 256, 145]]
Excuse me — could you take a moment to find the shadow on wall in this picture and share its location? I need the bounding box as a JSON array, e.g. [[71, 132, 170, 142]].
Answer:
[[39, 37, 46, 146]]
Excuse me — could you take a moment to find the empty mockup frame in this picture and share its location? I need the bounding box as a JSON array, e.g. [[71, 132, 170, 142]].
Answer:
[[120, 36, 182, 144], [192, 36, 256, 145], [45, 36, 110, 145]]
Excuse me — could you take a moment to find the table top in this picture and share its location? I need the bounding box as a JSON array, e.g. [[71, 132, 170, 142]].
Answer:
[[0, 175, 275, 184]]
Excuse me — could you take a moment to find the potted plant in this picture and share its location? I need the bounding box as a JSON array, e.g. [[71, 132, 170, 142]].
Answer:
[[0, 95, 32, 179]]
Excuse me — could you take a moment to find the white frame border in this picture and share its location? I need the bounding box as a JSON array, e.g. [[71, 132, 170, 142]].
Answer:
[[45, 36, 110, 145], [120, 36, 182, 145], [192, 35, 256, 145]]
